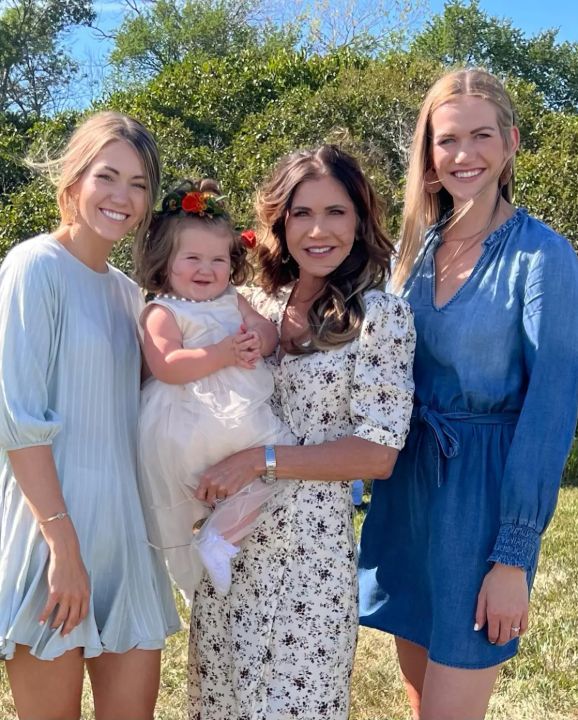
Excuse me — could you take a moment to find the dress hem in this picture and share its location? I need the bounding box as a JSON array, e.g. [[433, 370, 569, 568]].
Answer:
[[0, 623, 182, 662], [359, 620, 519, 670]]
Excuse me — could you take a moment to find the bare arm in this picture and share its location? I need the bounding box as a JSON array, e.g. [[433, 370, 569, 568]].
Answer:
[[142, 304, 259, 384], [8, 445, 90, 635], [237, 294, 279, 357], [195, 293, 415, 505], [195, 437, 398, 505]]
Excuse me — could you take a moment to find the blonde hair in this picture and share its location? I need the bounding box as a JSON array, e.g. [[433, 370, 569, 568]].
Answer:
[[34, 111, 160, 250], [255, 144, 394, 354], [392, 68, 517, 292]]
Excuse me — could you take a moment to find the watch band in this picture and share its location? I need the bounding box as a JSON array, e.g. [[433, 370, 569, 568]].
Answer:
[[263, 445, 277, 484]]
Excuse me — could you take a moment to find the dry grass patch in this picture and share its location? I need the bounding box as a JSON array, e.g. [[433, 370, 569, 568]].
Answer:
[[1, 488, 577, 719]]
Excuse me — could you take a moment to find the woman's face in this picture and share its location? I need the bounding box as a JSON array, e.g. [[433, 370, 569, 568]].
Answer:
[[429, 95, 519, 208], [284, 175, 357, 281], [71, 140, 149, 247]]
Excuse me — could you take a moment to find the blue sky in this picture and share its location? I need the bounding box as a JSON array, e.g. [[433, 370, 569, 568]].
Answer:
[[68, 0, 578, 108], [428, 0, 577, 42]]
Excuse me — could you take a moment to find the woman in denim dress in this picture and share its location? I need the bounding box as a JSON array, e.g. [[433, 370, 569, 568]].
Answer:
[[358, 69, 578, 719]]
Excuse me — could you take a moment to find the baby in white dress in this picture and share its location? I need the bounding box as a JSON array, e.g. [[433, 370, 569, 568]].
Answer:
[[135, 180, 294, 601]]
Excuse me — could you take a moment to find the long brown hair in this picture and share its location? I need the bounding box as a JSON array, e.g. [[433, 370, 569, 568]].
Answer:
[[255, 144, 395, 353], [393, 68, 518, 292]]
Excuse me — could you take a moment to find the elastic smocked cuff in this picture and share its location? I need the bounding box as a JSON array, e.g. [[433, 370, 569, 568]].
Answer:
[[488, 523, 541, 571]]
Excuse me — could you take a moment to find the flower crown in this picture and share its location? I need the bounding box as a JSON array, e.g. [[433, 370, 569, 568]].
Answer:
[[161, 188, 228, 218], [157, 181, 258, 250]]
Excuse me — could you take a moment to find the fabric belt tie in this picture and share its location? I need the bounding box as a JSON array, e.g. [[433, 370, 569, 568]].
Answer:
[[413, 405, 518, 487]]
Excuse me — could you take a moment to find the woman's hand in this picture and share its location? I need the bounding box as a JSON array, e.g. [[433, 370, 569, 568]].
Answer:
[[40, 522, 91, 636], [195, 448, 262, 505], [6, 446, 91, 636], [475, 562, 529, 645]]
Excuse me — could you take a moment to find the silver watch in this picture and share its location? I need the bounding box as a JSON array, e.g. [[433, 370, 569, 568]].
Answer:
[[262, 445, 277, 484]]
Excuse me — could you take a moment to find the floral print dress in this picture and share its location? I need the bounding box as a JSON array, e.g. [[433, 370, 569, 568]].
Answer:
[[188, 286, 415, 720]]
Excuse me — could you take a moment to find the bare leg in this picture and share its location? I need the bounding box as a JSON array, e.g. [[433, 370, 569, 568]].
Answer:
[[420, 660, 501, 720], [87, 648, 161, 720], [6, 644, 84, 720], [395, 636, 428, 720]]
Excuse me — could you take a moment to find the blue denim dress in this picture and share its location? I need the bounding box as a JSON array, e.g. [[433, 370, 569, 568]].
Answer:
[[358, 209, 578, 668]]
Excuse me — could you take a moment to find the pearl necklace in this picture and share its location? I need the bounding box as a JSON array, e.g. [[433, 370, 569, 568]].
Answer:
[[159, 293, 217, 303]]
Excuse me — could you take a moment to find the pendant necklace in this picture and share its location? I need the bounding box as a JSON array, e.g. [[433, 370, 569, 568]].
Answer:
[[437, 194, 501, 285]]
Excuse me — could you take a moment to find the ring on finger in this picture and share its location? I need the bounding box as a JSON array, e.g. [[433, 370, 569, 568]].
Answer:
[[511, 625, 521, 634]]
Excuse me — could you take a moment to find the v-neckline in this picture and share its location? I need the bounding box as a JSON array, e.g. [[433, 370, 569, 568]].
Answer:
[[431, 243, 488, 311], [430, 207, 523, 311]]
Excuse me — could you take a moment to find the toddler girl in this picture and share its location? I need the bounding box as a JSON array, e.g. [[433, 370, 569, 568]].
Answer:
[[134, 180, 294, 600]]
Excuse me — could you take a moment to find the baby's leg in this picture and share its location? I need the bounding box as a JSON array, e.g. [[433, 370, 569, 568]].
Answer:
[[208, 479, 285, 544], [193, 479, 285, 594]]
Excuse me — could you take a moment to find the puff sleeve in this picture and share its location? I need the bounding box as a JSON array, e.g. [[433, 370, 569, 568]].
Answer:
[[351, 292, 416, 450], [0, 243, 63, 449]]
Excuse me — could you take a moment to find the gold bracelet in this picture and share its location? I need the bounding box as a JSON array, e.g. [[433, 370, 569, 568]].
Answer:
[[39, 511, 69, 525]]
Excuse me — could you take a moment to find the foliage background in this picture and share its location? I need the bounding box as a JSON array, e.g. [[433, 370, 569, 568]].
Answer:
[[0, 1, 578, 717], [2, 0, 576, 475]]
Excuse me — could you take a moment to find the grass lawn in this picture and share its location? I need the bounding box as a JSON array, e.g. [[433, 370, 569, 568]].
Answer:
[[1, 483, 577, 719]]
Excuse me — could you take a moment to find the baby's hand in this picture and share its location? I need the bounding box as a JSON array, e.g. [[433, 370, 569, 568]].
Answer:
[[221, 329, 260, 369], [240, 323, 264, 356]]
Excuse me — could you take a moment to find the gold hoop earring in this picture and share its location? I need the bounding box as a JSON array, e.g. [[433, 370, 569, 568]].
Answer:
[[425, 168, 442, 194]]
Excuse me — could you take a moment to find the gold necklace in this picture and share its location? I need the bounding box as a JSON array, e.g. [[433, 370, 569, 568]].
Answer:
[[437, 195, 501, 285], [436, 236, 483, 286]]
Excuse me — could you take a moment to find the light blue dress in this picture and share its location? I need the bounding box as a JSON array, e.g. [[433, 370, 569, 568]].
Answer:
[[0, 235, 180, 661], [359, 209, 578, 668]]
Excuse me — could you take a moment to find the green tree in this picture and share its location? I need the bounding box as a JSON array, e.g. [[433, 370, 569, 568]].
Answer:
[[0, 0, 95, 117], [108, 0, 295, 85], [411, 0, 578, 111], [516, 113, 578, 250]]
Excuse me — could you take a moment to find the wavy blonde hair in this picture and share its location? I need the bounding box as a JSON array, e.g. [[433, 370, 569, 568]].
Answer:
[[255, 144, 394, 353], [33, 111, 160, 251], [392, 69, 517, 292]]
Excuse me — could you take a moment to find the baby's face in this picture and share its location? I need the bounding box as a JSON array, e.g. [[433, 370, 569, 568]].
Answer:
[[169, 225, 232, 302]]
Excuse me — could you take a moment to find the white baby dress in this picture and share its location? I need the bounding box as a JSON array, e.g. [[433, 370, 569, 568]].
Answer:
[[138, 287, 295, 601]]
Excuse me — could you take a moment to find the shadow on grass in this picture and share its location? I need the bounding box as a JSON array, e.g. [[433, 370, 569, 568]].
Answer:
[[562, 473, 578, 488]]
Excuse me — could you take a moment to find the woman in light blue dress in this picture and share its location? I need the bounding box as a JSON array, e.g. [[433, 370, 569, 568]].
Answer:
[[359, 69, 578, 719], [0, 112, 179, 720]]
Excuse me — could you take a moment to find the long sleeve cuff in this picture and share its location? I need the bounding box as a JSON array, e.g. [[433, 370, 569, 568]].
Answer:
[[488, 523, 541, 571]]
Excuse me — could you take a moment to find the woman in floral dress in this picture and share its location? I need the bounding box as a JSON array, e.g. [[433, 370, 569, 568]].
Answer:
[[188, 145, 416, 719]]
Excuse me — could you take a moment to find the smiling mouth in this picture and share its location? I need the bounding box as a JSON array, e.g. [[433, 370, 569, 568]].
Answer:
[[305, 246, 334, 256], [453, 169, 484, 179], [100, 208, 129, 222]]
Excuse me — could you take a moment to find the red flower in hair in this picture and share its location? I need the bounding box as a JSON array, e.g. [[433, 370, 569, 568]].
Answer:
[[182, 192, 207, 213], [240, 229, 257, 249]]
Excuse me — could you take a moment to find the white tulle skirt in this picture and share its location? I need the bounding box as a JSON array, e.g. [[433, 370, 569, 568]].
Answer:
[[138, 367, 295, 602]]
